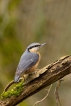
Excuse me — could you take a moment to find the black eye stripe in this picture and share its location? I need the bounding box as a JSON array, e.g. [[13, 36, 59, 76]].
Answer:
[[29, 45, 40, 49]]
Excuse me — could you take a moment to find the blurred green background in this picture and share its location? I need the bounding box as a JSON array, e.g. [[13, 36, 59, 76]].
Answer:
[[0, 0, 71, 106]]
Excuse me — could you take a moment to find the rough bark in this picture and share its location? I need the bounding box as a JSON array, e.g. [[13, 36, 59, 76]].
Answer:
[[0, 55, 71, 106]]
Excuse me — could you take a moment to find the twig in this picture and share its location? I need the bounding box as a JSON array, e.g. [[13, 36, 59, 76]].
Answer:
[[4, 78, 24, 92], [54, 80, 63, 106], [4, 80, 15, 92], [33, 84, 52, 106]]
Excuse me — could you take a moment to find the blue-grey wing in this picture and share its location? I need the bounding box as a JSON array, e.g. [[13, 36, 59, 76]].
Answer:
[[16, 52, 39, 75]]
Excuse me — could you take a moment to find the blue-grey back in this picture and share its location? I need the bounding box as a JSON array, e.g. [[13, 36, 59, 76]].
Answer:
[[16, 50, 39, 75]]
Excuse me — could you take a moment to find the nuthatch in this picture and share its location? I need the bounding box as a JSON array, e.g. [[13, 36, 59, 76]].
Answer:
[[14, 42, 46, 82]]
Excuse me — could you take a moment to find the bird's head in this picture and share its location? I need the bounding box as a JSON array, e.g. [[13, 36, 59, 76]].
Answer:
[[27, 42, 46, 53]]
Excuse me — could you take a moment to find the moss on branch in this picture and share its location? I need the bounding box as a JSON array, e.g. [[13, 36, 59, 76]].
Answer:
[[1, 80, 24, 100]]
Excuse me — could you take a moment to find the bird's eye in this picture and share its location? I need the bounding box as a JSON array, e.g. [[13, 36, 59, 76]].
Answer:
[[34, 46, 37, 47], [34, 45, 40, 47]]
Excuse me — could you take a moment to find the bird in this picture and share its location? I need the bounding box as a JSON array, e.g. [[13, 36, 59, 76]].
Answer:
[[14, 42, 46, 82]]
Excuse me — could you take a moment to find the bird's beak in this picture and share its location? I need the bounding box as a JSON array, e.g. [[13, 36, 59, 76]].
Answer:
[[41, 43, 46, 47]]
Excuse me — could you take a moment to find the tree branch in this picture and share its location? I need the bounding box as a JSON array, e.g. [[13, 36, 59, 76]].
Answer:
[[0, 55, 71, 106]]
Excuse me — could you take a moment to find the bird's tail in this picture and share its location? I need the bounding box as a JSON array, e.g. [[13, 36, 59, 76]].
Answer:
[[14, 75, 20, 82]]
